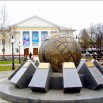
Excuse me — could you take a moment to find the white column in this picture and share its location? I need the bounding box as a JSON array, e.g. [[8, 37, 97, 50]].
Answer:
[[39, 31, 41, 48], [48, 30, 51, 36], [30, 31, 32, 53], [20, 31, 23, 55]]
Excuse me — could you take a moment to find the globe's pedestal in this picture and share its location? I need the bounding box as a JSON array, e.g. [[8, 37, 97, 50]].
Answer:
[[1, 33, 103, 103], [0, 73, 103, 103]]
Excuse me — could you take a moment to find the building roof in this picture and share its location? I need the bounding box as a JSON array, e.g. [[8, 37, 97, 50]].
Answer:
[[12, 15, 76, 31], [13, 15, 59, 28]]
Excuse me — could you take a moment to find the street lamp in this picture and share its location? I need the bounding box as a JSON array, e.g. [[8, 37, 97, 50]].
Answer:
[[11, 35, 15, 70], [18, 42, 21, 63]]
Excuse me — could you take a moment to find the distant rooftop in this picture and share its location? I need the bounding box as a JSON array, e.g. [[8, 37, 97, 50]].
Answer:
[[59, 26, 76, 31]]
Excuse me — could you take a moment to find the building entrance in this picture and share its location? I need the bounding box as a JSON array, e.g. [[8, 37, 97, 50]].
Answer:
[[24, 48, 29, 57], [33, 48, 38, 55]]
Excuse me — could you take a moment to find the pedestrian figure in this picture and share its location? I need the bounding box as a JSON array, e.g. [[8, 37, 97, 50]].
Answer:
[[29, 52, 32, 59], [92, 52, 97, 59]]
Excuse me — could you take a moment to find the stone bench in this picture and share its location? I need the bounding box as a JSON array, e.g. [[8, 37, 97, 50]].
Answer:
[[10, 61, 37, 88], [78, 61, 103, 89], [29, 63, 52, 93], [62, 62, 82, 93]]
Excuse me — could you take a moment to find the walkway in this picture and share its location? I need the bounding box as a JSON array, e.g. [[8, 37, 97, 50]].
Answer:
[[0, 71, 13, 103]]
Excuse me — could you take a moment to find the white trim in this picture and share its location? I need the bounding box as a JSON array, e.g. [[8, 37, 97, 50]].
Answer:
[[39, 31, 41, 47], [30, 31, 32, 48]]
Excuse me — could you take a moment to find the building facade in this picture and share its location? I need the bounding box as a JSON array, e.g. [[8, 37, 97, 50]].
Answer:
[[0, 16, 76, 58]]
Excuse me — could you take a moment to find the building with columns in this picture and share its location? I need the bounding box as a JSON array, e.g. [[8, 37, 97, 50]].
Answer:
[[0, 15, 76, 58]]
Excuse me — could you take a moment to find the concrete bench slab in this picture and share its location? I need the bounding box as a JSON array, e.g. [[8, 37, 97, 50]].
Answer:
[[29, 63, 52, 93], [10, 61, 37, 88], [62, 62, 82, 93], [78, 61, 103, 90]]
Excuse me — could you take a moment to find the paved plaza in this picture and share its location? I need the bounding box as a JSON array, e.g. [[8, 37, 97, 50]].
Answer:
[[0, 60, 103, 103], [0, 71, 13, 103]]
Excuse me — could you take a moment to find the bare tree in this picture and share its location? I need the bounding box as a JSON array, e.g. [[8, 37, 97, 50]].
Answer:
[[88, 23, 103, 57], [0, 4, 10, 59]]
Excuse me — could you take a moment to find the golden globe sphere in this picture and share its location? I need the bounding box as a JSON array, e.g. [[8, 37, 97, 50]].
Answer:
[[39, 33, 81, 72]]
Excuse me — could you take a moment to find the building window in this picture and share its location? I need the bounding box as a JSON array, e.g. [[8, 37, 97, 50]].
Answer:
[[41, 31, 48, 42], [23, 31, 30, 47], [15, 48, 19, 53], [32, 31, 39, 46]]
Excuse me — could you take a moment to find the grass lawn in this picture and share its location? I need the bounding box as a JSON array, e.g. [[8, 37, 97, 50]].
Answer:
[[0, 60, 21, 64], [0, 60, 21, 71], [0, 66, 19, 71]]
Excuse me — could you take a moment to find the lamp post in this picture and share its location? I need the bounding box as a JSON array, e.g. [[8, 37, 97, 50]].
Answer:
[[18, 42, 21, 63], [11, 35, 15, 70], [2, 39, 5, 59]]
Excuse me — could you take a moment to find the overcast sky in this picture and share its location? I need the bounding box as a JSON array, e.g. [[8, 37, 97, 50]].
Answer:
[[0, 1, 103, 34]]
